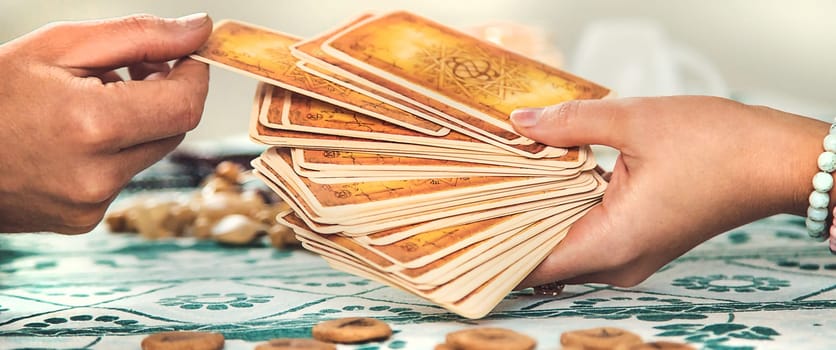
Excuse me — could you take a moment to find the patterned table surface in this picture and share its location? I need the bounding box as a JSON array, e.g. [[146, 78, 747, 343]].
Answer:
[[1, 211, 834, 350]]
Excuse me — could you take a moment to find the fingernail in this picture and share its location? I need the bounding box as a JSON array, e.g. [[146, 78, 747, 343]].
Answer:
[[510, 107, 544, 128], [176, 12, 209, 28]]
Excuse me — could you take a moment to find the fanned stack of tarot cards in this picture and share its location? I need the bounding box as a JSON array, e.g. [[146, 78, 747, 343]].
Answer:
[[192, 11, 610, 319]]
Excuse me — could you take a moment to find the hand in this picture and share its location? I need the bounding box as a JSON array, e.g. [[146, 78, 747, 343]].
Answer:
[[0, 14, 213, 233], [510, 96, 827, 288]]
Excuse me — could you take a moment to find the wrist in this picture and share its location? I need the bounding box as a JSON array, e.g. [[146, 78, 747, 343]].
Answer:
[[786, 117, 832, 217]]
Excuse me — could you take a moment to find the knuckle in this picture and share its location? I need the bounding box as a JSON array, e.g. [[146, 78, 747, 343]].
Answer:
[[65, 171, 123, 205], [69, 219, 103, 234], [543, 99, 580, 129], [73, 114, 118, 150], [36, 21, 71, 37], [121, 14, 162, 35], [70, 184, 115, 205], [60, 222, 99, 235], [184, 99, 202, 131], [58, 205, 109, 234], [68, 87, 128, 150], [22, 21, 75, 59], [176, 85, 204, 132], [560, 100, 582, 129], [119, 14, 165, 59]]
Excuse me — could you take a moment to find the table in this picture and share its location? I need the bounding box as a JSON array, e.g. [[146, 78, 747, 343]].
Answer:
[[1, 212, 834, 349]]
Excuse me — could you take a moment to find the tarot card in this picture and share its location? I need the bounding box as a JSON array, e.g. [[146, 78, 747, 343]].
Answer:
[[257, 148, 595, 223], [254, 155, 598, 233], [321, 12, 610, 143], [290, 149, 588, 178], [193, 20, 447, 136], [263, 85, 546, 155]]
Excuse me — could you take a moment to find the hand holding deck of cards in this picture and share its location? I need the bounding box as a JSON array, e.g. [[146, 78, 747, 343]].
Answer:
[[192, 11, 610, 318]]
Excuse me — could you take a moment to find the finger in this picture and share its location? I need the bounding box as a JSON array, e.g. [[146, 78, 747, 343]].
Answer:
[[48, 13, 212, 71], [97, 70, 123, 84], [55, 194, 118, 234], [560, 271, 626, 286], [109, 134, 186, 186], [88, 57, 208, 149], [510, 99, 636, 149], [129, 61, 171, 80], [517, 204, 616, 289]]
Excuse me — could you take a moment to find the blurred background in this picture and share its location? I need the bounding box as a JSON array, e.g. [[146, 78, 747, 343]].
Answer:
[[2, 0, 834, 145]]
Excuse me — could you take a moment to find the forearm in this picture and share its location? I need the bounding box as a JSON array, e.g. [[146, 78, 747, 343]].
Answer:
[[756, 107, 831, 218]]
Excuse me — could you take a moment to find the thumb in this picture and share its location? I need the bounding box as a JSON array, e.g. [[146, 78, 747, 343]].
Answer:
[[510, 99, 630, 149], [518, 203, 616, 288], [51, 13, 212, 70]]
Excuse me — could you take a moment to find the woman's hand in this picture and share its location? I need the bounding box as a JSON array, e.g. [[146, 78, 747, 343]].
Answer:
[[511, 96, 827, 287]]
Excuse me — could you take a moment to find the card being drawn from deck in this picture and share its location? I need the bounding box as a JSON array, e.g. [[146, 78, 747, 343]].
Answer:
[[193, 20, 447, 136]]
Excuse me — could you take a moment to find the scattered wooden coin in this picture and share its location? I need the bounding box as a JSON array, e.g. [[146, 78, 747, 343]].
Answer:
[[444, 327, 536, 350], [254, 338, 336, 350], [140, 331, 224, 350], [561, 327, 643, 350], [619, 341, 696, 350], [311, 317, 392, 344]]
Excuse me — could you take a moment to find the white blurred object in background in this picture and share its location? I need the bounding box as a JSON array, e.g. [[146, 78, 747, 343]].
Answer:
[[571, 19, 728, 97], [464, 21, 565, 68]]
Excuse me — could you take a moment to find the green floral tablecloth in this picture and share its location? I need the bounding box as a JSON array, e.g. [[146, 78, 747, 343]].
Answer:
[[1, 211, 834, 349]]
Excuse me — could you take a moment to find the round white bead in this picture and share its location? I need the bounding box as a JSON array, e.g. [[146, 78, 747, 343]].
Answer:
[[825, 134, 836, 153], [807, 229, 827, 240], [808, 206, 829, 221], [806, 217, 826, 234], [818, 151, 836, 172], [812, 172, 834, 192], [808, 226, 828, 241], [809, 191, 830, 208], [830, 123, 836, 135]]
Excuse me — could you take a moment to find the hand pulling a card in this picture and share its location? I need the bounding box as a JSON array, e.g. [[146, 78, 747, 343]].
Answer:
[[192, 11, 610, 319]]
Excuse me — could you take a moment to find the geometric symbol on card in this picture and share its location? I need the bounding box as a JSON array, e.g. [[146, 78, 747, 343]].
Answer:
[[419, 45, 529, 100]]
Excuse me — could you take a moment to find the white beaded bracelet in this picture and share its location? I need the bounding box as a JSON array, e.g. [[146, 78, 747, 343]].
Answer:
[[806, 125, 836, 241]]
